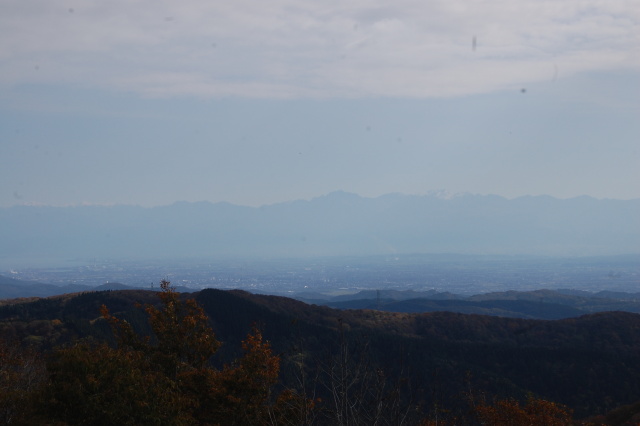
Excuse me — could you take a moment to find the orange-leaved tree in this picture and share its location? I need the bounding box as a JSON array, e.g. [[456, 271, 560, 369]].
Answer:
[[473, 395, 574, 426], [45, 280, 310, 425], [189, 325, 304, 425], [100, 279, 221, 377]]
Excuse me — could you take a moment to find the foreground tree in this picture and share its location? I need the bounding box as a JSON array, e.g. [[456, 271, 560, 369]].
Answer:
[[315, 320, 413, 426], [0, 337, 46, 425], [44, 280, 308, 425], [46, 341, 190, 425], [188, 325, 305, 425]]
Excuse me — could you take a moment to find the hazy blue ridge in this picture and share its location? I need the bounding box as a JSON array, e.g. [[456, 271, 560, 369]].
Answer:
[[1, 192, 639, 264]]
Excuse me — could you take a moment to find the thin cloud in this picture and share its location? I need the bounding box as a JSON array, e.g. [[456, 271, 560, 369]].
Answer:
[[1, 0, 638, 98]]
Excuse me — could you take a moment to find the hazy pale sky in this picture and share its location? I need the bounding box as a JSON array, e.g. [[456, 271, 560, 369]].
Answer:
[[1, 0, 638, 207]]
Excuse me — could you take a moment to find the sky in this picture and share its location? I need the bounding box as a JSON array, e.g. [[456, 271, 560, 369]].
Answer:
[[1, 0, 639, 208]]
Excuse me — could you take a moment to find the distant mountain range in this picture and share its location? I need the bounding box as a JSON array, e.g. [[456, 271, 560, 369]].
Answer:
[[0, 274, 145, 300], [305, 288, 640, 320], [1, 192, 639, 265]]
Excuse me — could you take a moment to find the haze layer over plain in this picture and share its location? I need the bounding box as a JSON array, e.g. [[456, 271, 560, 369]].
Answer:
[[1, 193, 638, 268]]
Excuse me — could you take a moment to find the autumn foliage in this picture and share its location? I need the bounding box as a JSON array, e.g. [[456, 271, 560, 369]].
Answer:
[[3, 282, 640, 425], [474, 396, 574, 426], [0, 338, 46, 425], [44, 280, 308, 425]]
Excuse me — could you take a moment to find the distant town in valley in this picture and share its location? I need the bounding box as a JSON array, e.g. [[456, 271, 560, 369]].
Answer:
[[4, 254, 638, 297]]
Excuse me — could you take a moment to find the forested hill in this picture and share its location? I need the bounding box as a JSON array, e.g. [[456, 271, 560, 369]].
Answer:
[[315, 288, 640, 320], [2, 287, 640, 421], [4, 273, 640, 320]]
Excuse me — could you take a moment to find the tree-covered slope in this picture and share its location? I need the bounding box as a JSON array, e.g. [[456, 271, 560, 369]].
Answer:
[[2, 288, 640, 419]]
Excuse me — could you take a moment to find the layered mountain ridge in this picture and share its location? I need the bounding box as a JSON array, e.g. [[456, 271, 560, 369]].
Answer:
[[2, 192, 638, 265]]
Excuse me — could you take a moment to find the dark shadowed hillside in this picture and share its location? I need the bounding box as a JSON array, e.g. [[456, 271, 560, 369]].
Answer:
[[2, 288, 640, 419], [317, 288, 640, 319]]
